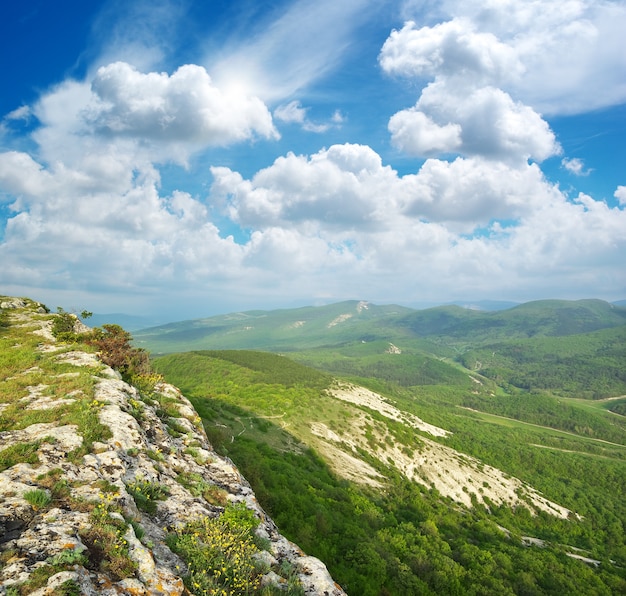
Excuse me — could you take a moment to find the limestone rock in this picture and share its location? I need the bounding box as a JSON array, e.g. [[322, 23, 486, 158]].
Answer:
[[0, 297, 346, 595]]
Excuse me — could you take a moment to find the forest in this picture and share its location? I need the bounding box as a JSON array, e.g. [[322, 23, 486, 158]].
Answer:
[[153, 341, 626, 595]]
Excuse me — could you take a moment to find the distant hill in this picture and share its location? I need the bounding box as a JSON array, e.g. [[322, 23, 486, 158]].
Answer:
[[396, 299, 626, 341], [86, 313, 166, 331], [449, 299, 520, 311], [134, 300, 414, 353], [135, 298, 626, 354]]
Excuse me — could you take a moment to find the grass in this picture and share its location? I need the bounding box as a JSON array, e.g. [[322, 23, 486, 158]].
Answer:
[[79, 496, 137, 581], [0, 441, 45, 472], [23, 488, 52, 510], [175, 472, 228, 507]]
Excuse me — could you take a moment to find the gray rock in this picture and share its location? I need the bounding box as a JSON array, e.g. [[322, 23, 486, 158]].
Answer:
[[0, 297, 346, 595]]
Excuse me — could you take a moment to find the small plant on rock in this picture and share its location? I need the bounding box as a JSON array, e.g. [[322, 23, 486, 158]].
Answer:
[[126, 478, 170, 515], [23, 488, 52, 510], [166, 503, 265, 596]]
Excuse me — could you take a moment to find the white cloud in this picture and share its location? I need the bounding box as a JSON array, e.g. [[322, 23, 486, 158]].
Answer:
[[211, 144, 400, 230], [20, 61, 278, 172], [388, 110, 462, 155], [389, 82, 559, 163], [274, 101, 308, 124], [209, 0, 376, 102], [273, 100, 335, 133], [89, 62, 278, 147], [390, 0, 626, 115], [562, 157, 591, 176], [379, 18, 522, 84], [0, 1, 624, 315], [212, 143, 571, 235], [5, 106, 32, 121], [381, 10, 568, 164], [1, 139, 624, 313]]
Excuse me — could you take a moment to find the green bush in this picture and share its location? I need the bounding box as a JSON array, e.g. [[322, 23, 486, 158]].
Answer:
[[166, 503, 266, 595], [126, 478, 170, 515]]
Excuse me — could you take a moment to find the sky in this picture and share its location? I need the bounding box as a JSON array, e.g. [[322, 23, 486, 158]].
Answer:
[[1, 0, 625, 321]]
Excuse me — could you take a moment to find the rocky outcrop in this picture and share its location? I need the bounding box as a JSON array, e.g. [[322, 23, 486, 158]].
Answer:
[[0, 298, 345, 595]]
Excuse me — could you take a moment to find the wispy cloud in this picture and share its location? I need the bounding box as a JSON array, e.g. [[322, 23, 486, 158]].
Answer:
[[561, 157, 591, 176], [209, 0, 376, 102], [274, 100, 342, 133]]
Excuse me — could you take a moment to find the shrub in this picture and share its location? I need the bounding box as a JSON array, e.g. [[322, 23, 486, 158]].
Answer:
[[86, 325, 150, 379], [126, 478, 170, 515], [166, 503, 264, 596], [51, 308, 80, 342], [79, 498, 137, 581]]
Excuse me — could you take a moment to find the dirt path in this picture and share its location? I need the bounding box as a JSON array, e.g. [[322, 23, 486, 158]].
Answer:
[[458, 407, 626, 448]]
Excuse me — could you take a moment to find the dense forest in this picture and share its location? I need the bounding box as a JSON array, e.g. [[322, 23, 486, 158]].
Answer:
[[153, 347, 626, 595]]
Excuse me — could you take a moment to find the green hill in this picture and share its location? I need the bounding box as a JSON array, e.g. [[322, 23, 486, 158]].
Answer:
[[136, 299, 626, 399], [136, 299, 626, 354], [135, 300, 414, 353], [152, 348, 626, 595], [395, 299, 626, 342]]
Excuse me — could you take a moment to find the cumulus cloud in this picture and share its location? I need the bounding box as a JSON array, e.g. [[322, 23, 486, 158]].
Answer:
[[1, 136, 624, 312], [89, 62, 278, 146], [0, 1, 624, 314], [379, 19, 522, 84], [207, 142, 626, 302], [380, 1, 626, 164], [392, 82, 560, 162], [381, 20, 561, 163], [385, 1, 626, 115], [212, 143, 569, 234], [388, 110, 462, 155], [25, 61, 278, 169], [0, 151, 244, 291]]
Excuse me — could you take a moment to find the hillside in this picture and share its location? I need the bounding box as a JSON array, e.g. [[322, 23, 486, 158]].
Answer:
[[0, 297, 344, 595], [134, 301, 415, 354], [135, 299, 626, 354], [152, 349, 626, 594], [135, 299, 626, 399]]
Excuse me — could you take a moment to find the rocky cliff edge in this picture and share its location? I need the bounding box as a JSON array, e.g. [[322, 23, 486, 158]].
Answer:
[[0, 297, 345, 596]]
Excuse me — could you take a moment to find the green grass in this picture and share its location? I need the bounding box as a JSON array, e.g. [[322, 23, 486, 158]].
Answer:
[[23, 488, 52, 510], [0, 441, 45, 472]]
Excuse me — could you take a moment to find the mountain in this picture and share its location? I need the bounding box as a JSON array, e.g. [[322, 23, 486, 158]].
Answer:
[[134, 300, 415, 354], [134, 299, 626, 399], [135, 298, 626, 354], [4, 295, 626, 594], [0, 297, 344, 595], [395, 298, 626, 340]]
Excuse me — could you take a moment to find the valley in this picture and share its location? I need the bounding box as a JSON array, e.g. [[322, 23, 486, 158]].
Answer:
[[146, 298, 626, 594]]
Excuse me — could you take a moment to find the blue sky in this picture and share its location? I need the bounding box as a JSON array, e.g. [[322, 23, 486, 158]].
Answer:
[[1, 0, 625, 321]]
